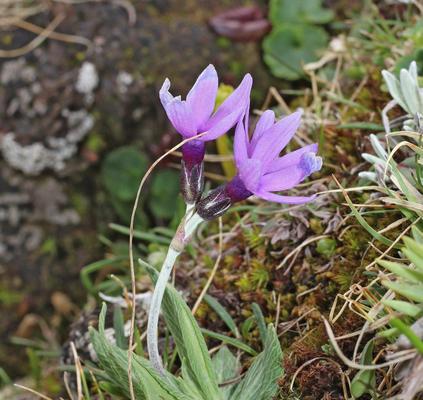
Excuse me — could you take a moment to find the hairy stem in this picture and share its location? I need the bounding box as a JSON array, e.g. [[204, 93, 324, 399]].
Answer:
[[147, 212, 203, 374], [147, 246, 180, 374]]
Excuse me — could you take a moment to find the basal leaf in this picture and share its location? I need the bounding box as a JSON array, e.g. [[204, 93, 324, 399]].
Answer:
[[212, 347, 241, 400], [229, 326, 282, 400], [92, 304, 189, 400], [145, 264, 222, 400]]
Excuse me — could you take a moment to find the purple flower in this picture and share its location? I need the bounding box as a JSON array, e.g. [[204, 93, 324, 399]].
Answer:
[[232, 109, 322, 203], [159, 64, 252, 167], [160, 64, 252, 203], [197, 109, 322, 219]]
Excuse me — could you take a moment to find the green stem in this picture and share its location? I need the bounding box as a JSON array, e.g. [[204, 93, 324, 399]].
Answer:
[[146, 211, 203, 374]]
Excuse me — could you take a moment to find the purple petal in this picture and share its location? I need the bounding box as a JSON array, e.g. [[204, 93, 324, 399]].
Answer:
[[186, 65, 218, 129], [234, 119, 249, 167], [249, 110, 275, 154], [261, 148, 322, 191], [300, 152, 323, 176], [260, 165, 305, 192], [200, 108, 244, 141], [200, 73, 253, 135], [159, 78, 197, 137], [238, 158, 262, 192], [253, 189, 316, 204], [266, 143, 318, 174], [251, 110, 302, 168]]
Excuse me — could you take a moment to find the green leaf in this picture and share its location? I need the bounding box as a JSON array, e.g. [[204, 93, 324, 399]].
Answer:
[[205, 294, 239, 338], [148, 170, 181, 220], [212, 347, 240, 400], [269, 0, 334, 25], [263, 25, 328, 80], [382, 300, 422, 318], [350, 341, 376, 398], [101, 146, 148, 202], [390, 318, 423, 355], [251, 303, 267, 345], [382, 70, 408, 111], [109, 223, 172, 245], [382, 281, 423, 302], [378, 259, 423, 283], [403, 236, 423, 272], [230, 326, 283, 400], [92, 329, 186, 399], [241, 316, 255, 339], [91, 305, 188, 400], [145, 265, 222, 400], [201, 329, 257, 356], [113, 305, 127, 350]]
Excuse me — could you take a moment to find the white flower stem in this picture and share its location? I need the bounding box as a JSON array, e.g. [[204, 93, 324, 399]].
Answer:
[[147, 211, 203, 375], [147, 246, 180, 374]]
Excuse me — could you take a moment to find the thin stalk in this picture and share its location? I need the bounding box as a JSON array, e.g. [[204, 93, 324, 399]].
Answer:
[[147, 246, 180, 374], [147, 212, 203, 375]]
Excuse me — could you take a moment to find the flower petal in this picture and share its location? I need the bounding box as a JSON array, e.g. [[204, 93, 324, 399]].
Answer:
[[186, 64, 218, 128], [260, 165, 305, 192], [253, 189, 316, 204], [266, 143, 318, 173], [200, 108, 244, 141], [251, 110, 302, 168], [261, 150, 322, 191], [238, 158, 262, 192], [234, 118, 249, 168], [200, 73, 252, 136], [159, 78, 196, 137], [249, 110, 275, 154]]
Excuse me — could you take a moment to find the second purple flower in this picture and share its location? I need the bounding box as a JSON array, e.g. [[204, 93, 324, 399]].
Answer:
[[197, 109, 322, 219]]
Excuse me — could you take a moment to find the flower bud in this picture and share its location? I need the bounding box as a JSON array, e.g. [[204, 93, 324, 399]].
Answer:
[[196, 176, 252, 220], [180, 160, 204, 204], [196, 185, 232, 220], [180, 140, 205, 204]]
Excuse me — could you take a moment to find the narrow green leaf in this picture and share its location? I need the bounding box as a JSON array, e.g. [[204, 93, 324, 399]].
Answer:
[[403, 236, 423, 271], [99, 303, 107, 335], [382, 299, 422, 318], [251, 303, 267, 345], [109, 223, 171, 245], [201, 329, 257, 356], [382, 281, 423, 302], [113, 305, 127, 350], [390, 318, 423, 355], [378, 259, 423, 283], [80, 256, 128, 294], [205, 294, 239, 338], [341, 186, 396, 247], [350, 341, 376, 398]]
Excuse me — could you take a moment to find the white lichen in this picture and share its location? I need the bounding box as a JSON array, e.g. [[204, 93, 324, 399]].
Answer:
[[75, 61, 99, 94], [116, 71, 134, 94], [0, 110, 94, 175]]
